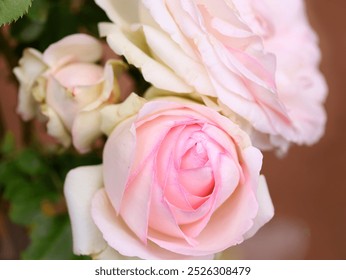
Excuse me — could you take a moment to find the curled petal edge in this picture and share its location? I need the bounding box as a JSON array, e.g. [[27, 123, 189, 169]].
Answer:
[[243, 175, 274, 239]]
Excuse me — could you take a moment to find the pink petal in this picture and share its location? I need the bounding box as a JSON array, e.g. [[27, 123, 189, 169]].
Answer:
[[120, 157, 155, 243], [103, 117, 136, 213], [178, 166, 214, 198], [54, 63, 103, 89], [92, 189, 212, 259], [243, 175, 274, 239]]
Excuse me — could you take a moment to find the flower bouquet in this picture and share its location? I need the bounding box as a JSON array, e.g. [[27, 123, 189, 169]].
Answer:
[[0, 0, 327, 260]]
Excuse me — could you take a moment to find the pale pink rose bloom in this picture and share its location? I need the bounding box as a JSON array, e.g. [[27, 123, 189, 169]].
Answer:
[[64, 97, 274, 259], [95, 0, 297, 147], [233, 0, 327, 152], [13, 34, 125, 153]]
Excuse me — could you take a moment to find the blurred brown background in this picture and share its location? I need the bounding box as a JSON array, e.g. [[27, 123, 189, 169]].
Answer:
[[0, 0, 345, 259], [258, 0, 346, 259]]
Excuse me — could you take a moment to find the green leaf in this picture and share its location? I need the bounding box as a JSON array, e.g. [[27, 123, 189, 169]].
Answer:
[[0, 0, 33, 26], [0, 132, 15, 155], [0, 160, 17, 186], [9, 196, 42, 225], [0, 145, 100, 259], [15, 149, 44, 176], [22, 214, 89, 260]]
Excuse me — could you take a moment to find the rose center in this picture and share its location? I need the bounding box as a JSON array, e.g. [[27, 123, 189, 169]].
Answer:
[[178, 138, 214, 201]]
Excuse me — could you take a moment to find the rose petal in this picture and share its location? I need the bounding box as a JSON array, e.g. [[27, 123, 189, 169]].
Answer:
[[92, 189, 213, 259], [243, 175, 274, 239], [54, 63, 104, 89], [72, 110, 102, 153], [82, 60, 127, 112], [120, 157, 155, 243], [64, 165, 107, 255], [148, 176, 257, 256], [148, 181, 199, 245], [102, 24, 193, 93], [45, 77, 78, 130], [13, 48, 47, 120], [13, 48, 46, 86], [178, 166, 214, 198], [103, 116, 137, 213], [100, 93, 147, 136], [43, 34, 103, 66], [16, 86, 38, 121], [147, 146, 263, 256], [95, 0, 140, 28], [142, 25, 214, 96], [41, 105, 71, 148], [142, 0, 198, 59]]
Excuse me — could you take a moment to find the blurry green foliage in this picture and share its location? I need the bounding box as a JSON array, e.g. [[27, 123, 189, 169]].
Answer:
[[0, 132, 100, 259], [0, 0, 109, 258], [0, 0, 124, 260], [22, 213, 89, 260], [9, 0, 109, 53]]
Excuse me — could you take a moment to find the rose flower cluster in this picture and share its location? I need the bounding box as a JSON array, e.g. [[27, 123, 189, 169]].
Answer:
[[14, 0, 327, 259]]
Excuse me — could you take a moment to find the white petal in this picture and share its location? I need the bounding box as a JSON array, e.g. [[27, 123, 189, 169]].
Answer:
[[72, 110, 102, 154], [142, 25, 214, 96], [100, 93, 146, 136], [13, 48, 46, 87], [13, 48, 47, 120], [82, 59, 126, 112], [43, 34, 103, 66], [41, 105, 71, 148], [105, 26, 193, 93], [45, 77, 77, 130], [243, 175, 274, 239], [95, 0, 140, 28], [64, 165, 107, 255], [16, 85, 37, 121], [102, 117, 137, 213]]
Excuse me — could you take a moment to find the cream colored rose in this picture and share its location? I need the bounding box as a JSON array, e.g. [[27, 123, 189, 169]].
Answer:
[[13, 33, 125, 153], [95, 0, 297, 150]]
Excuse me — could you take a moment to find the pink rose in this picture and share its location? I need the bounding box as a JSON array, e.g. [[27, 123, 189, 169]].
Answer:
[[95, 0, 296, 146], [64, 96, 274, 259], [234, 0, 327, 152], [13, 33, 125, 153]]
